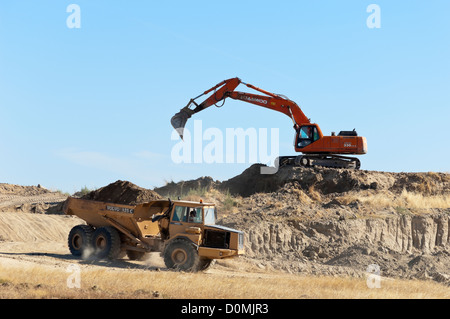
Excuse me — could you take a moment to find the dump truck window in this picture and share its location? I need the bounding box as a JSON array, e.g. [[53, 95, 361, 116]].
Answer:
[[173, 206, 187, 222], [188, 207, 202, 223], [204, 207, 216, 225], [173, 206, 203, 223]]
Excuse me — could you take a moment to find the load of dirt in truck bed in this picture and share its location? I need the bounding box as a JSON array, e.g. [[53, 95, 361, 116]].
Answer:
[[81, 180, 162, 205]]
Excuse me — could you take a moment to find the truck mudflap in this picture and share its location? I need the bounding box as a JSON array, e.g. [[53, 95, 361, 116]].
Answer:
[[198, 247, 244, 259]]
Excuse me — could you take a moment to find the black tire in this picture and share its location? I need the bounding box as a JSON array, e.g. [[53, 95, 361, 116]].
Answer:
[[126, 250, 146, 261], [68, 225, 94, 257], [199, 258, 215, 271], [354, 158, 361, 170], [92, 226, 122, 260], [163, 239, 200, 272]]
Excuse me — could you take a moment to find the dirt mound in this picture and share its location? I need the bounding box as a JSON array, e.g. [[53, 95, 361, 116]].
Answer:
[[219, 164, 280, 196], [0, 212, 81, 242], [0, 183, 68, 214], [82, 180, 162, 205], [219, 164, 368, 196], [154, 176, 217, 197], [0, 183, 51, 196], [390, 172, 450, 195], [153, 164, 402, 198], [219, 164, 450, 197]]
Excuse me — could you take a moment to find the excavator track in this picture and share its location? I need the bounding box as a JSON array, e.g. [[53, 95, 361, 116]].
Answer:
[[278, 155, 361, 170]]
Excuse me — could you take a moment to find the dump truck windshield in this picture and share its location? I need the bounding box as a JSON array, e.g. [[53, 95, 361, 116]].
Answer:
[[173, 206, 202, 223], [189, 207, 203, 223], [204, 207, 216, 225]]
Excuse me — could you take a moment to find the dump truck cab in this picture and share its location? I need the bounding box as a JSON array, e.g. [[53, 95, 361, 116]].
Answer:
[[161, 200, 245, 260]]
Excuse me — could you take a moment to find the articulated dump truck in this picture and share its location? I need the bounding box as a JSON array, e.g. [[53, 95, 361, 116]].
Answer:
[[63, 197, 245, 271]]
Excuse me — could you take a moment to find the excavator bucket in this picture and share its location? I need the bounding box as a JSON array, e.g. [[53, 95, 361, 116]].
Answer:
[[170, 106, 196, 140]]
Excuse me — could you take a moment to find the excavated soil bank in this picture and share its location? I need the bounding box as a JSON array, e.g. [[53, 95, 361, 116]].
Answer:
[[155, 164, 450, 198], [0, 183, 68, 214], [219, 164, 450, 197], [220, 210, 450, 282], [154, 176, 216, 198]]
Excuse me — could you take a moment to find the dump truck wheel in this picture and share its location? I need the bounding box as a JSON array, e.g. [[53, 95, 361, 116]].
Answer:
[[68, 225, 94, 257], [92, 226, 122, 260], [199, 258, 215, 271], [163, 239, 200, 272]]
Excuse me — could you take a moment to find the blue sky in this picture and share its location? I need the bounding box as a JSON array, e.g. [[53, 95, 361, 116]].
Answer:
[[0, 1, 449, 193]]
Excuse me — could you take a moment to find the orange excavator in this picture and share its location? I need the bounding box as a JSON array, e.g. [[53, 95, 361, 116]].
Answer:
[[171, 77, 367, 169]]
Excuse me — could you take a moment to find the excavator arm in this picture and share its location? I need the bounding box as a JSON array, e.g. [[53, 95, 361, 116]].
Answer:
[[171, 77, 311, 139]]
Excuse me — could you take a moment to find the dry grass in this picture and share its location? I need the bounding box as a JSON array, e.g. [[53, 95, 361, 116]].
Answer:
[[337, 189, 450, 211], [181, 188, 242, 216], [308, 185, 322, 202], [0, 263, 448, 299]]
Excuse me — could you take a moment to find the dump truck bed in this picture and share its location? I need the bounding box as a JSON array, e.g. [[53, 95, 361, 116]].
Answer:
[[63, 197, 167, 239]]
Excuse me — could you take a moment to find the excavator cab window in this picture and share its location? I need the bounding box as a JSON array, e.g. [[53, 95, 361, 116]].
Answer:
[[296, 125, 319, 148]]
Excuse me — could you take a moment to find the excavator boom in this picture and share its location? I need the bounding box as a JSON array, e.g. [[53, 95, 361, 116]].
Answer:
[[171, 77, 367, 169], [171, 77, 310, 138]]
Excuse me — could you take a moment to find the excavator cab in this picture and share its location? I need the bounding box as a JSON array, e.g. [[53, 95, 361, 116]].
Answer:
[[295, 125, 321, 149]]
